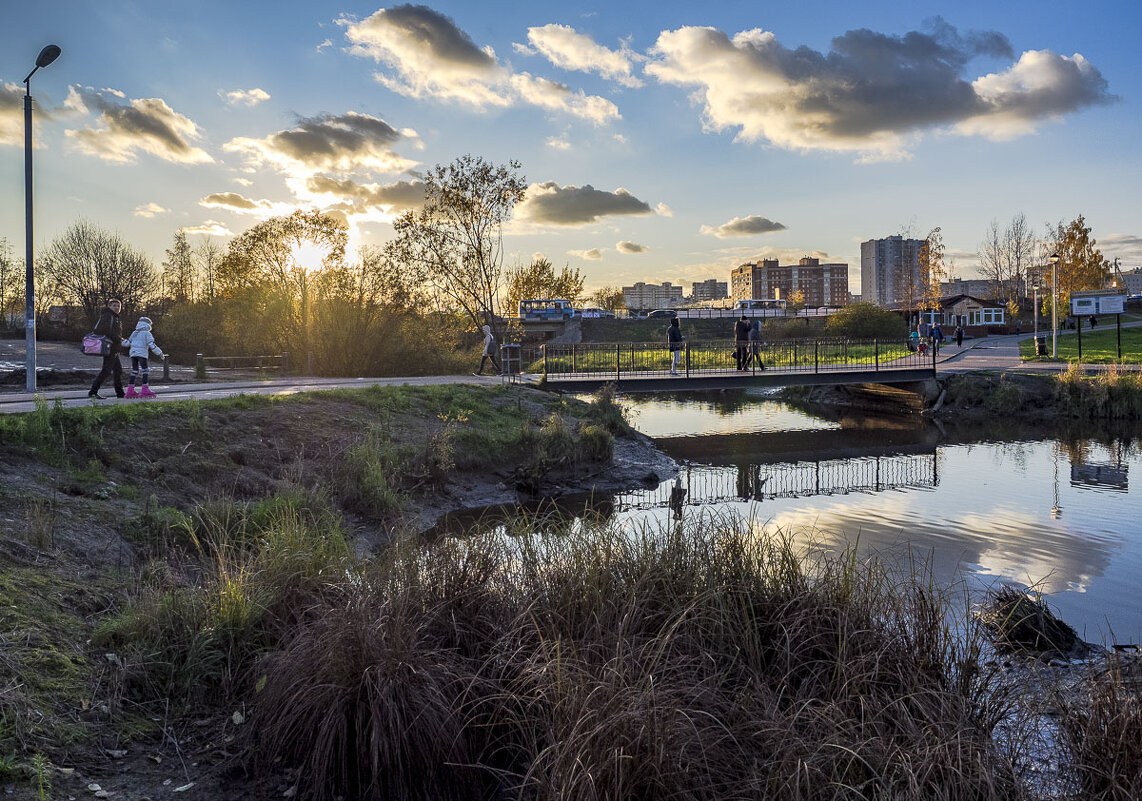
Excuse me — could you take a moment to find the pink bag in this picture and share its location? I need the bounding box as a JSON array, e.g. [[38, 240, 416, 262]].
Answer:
[[82, 334, 110, 356]]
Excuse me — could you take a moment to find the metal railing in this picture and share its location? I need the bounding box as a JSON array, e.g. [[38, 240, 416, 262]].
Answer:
[[518, 337, 934, 380]]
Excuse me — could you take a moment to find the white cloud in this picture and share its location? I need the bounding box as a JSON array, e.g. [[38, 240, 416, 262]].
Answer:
[[701, 215, 787, 238], [219, 88, 271, 107], [133, 202, 169, 218], [569, 248, 604, 260], [645, 20, 1113, 159], [224, 111, 419, 177], [198, 191, 291, 217], [510, 73, 619, 125], [516, 24, 643, 87], [655, 202, 673, 217], [0, 80, 26, 146], [183, 220, 233, 236], [316, 38, 333, 53], [546, 136, 572, 150], [64, 85, 213, 164]]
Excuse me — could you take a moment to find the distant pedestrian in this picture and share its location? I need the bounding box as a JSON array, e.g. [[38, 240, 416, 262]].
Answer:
[[88, 299, 125, 399], [918, 319, 931, 340], [121, 317, 164, 399], [908, 329, 920, 352], [475, 324, 501, 375], [1090, 315, 1098, 329], [734, 314, 750, 370], [954, 324, 964, 348], [746, 319, 765, 370], [931, 323, 944, 356], [667, 317, 684, 375]]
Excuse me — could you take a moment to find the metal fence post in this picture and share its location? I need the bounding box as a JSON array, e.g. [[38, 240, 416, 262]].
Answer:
[[195, 353, 206, 380], [685, 341, 690, 378], [162, 355, 170, 381], [572, 344, 577, 375], [814, 341, 819, 373], [542, 344, 548, 377], [616, 343, 621, 381], [874, 340, 879, 372]]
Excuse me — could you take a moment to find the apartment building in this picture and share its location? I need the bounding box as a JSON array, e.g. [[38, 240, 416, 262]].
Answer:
[[860, 236, 924, 306], [730, 257, 849, 307], [1122, 268, 1142, 295], [622, 281, 685, 310], [691, 278, 729, 302]]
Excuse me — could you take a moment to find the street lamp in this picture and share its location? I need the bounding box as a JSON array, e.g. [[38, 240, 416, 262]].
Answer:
[[1049, 252, 1060, 358], [23, 44, 62, 393]]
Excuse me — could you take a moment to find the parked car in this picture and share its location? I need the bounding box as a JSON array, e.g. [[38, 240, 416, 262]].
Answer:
[[647, 309, 678, 318], [579, 307, 615, 319]]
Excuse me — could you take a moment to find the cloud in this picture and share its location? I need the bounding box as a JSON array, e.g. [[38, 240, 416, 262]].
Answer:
[[303, 175, 425, 213], [645, 19, 1113, 158], [1101, 234, 1142, 263], [316, 38, 333, 53], [133, 202, 169, 218], [341, 5, 619, 121], [342, 4, 511, 108], [510, 73, 620, 125], [183, 220, 233, 236], [546, 136, 571, 150], [224, 111, 419, 176], [219, 88, 271, 107], [569, 248, 604, 260], [701, 215, 787, 238], [616, 241, 648, 254], [0, 80, 28, 146], [656, 202, 673, 217], [64, 85, 213, 164], [516, 182, 654, 225], [198, 192, 288, 217], [515, 24, 642, 87]]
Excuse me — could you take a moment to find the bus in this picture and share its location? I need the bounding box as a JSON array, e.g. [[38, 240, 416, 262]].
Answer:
[[734, 299, 787, 316], [519, 298, 576, 322]]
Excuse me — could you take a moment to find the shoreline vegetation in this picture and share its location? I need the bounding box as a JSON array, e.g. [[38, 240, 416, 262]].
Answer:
[[1, 382, 1140, 799]]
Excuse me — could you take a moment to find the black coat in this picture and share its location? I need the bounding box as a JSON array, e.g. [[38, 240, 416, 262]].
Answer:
[[92, 307, 123, 354], [734, 319, 751, 342]]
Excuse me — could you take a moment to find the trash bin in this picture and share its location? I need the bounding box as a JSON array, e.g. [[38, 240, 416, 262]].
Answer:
[[500, 343, 521, 375], [1035, 337, 1047, 356]]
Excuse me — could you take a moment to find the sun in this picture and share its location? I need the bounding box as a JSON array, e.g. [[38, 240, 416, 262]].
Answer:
[[290, 241, 328, 272]]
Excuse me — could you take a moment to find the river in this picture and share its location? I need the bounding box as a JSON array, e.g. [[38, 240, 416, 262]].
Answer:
[[442, 390, 1142, 645]]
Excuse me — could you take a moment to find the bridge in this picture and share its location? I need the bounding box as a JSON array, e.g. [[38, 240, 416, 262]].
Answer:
[[509, 338, 937, 394]]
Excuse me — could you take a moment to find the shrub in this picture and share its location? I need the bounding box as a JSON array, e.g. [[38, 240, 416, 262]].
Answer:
[[587, 383, 629, 435], [825, 302, 908, 340], [576, 424, 613, 463]]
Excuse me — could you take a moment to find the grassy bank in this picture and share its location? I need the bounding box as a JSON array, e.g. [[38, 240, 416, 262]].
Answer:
[[1019, 325, 1142, 364]]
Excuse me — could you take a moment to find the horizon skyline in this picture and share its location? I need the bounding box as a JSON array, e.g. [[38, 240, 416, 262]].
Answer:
[[3, 1, 1140, 296]]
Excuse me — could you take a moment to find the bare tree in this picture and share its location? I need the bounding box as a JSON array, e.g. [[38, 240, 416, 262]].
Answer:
[[386, 155, 527, 334], [195, 238, 223, 300], [162, 228, 195, 302], [38, 220, 158, 317], [1005, 213, 1035, 302], [978, 219, 1005, 299]]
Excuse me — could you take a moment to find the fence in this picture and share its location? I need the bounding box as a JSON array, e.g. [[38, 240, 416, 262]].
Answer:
[[515, 337, 934, 380], [194, 352, 291, 379]]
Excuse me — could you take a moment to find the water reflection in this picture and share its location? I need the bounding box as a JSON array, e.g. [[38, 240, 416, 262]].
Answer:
[[435, 392, 1142, 644]]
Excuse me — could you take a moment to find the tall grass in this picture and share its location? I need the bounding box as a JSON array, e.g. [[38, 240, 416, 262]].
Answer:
[[246, 518, 1023, 801], [1055, 363, 1142, 418]]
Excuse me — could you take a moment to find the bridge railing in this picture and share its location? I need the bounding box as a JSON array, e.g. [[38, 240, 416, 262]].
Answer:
[[520, 337, 934, 379]]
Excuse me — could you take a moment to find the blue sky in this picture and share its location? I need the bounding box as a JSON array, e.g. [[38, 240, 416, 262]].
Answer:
[[2, 0, 1139, 293]]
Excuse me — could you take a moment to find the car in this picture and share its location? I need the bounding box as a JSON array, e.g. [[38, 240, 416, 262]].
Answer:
[[647, 309, 678, 318], [579, 307, 616, 319]]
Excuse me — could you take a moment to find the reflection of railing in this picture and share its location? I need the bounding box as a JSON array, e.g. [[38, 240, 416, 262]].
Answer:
[[615, 455, 938, 511], [517, 338, 933, 381]]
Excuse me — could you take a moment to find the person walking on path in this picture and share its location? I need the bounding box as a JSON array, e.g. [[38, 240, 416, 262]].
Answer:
[[475, 324, 501, 375], [667, 317, 684, 375], [745, 318, 765, 370], [88, 299, 125, 399], [734, 314, 751, 370], [121, 316, 164, 398], [954, 324, 964, 348], [931, 323, 944, 356]]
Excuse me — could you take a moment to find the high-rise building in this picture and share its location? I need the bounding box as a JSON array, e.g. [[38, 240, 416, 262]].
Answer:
[[860, 236, 924, 307], [1122, 267, 1142, 295], [730, 257, 848, 307], [691, 278, 728, 302], [622, 281, 685, 310]]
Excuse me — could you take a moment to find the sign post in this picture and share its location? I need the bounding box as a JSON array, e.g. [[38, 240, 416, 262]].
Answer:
[[1071, 291, 1128, 363]]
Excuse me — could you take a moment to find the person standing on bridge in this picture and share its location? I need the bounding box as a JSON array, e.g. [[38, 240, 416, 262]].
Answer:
[[746, 319, 765, 370], [734, 314, 750, 370], [88, 299, 125, 400], [667, 317, 684, 375]]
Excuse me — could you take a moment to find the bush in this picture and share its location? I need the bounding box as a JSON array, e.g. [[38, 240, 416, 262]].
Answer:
[[1058, 658, 1142, 800], [824, 302, 908, 340], [576, 424, 613, 463]]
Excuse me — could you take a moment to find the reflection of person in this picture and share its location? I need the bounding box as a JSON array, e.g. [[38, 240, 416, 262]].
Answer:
[[669, 476, 686, 519], [734, 314, 750, 370], [667, 317, 683, 375], [476, 324, 501, 375], [88, 299, 125, 400]]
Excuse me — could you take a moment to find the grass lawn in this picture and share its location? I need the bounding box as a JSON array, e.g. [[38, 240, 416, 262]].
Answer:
[[1020, 324, 1142, 363]]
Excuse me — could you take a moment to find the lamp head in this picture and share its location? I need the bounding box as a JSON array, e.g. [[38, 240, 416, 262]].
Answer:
[[1049, 253, 1060, 265], [36, 45, 62, 69]]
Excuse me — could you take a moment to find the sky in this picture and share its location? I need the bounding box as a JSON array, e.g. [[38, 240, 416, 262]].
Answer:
[[2, 0, 1140, 295]]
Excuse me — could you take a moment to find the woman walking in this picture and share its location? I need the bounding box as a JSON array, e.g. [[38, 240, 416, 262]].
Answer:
[[668, 317, 684, 375]]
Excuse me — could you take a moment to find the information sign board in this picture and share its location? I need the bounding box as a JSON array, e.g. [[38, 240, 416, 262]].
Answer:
[[1071, 294, 1126, 315]]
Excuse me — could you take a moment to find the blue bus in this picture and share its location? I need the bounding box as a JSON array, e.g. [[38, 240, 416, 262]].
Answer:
[[519, 298, 576, 321]]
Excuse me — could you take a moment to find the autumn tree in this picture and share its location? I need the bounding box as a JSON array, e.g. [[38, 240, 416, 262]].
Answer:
[[38, 220, 157, 318], [0, 238, 19, 326], [589, 286, 626, 313], [504, 257, 584, 316], [918, 227, 946, 316], [1043, 215, 1110, 309], [386, 155, 527, 334], [162, 229, 196, 302]]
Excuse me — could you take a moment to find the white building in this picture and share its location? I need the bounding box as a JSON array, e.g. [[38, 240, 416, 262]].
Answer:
[[691, 278, 728, 302], [622, 281, 685, 310], [860, 236, 924, 307], [1122, 267, 1142, 295]]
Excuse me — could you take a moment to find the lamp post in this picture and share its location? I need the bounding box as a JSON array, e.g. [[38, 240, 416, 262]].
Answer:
[[23, 44, 62, 393], [1049, 252, 1060, 358]]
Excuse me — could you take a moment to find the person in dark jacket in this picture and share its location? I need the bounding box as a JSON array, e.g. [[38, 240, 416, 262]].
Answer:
[[954, 324, 964, 348], [88, 299, 125, 399], [667, 317, 684, 375], [734, 314, 750, 370], [745, 319, 765, 370]]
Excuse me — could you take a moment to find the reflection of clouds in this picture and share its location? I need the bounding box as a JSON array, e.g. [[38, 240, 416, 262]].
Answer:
[[623, 397, 836, 438]]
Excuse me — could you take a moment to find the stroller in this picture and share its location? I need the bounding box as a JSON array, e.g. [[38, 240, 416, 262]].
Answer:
[[917, 340, 929, 356]]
